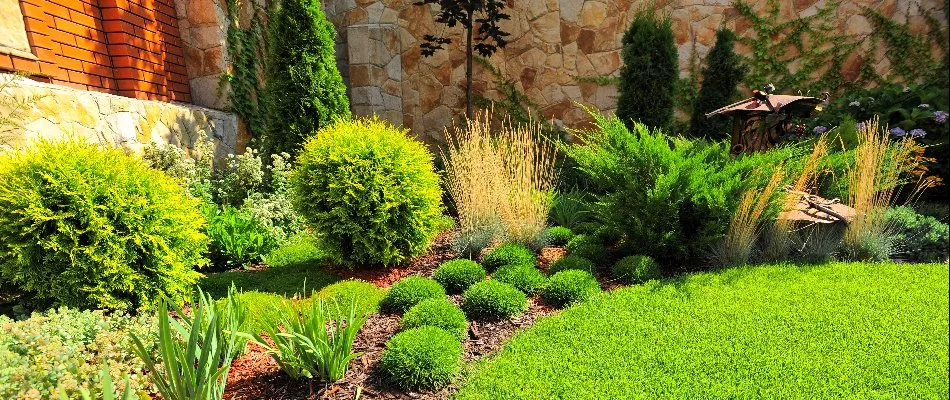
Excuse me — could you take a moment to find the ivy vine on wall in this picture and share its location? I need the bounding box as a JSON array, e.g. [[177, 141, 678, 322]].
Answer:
[[222, 0, 267, 138]]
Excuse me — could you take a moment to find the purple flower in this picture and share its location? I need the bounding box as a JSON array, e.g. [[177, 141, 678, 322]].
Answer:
[[935, 111, 948, 124], [813, 125, 828, 134], [889, 127, 906, 137], [910, 128, 927, 138], [856, 122, 867, 132]]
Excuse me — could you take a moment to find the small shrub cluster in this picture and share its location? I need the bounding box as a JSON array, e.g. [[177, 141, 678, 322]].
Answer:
[[565, 235, 607, 266], [545, 226, 573, 246], [462, 280, 528, 320], [378, 326, 462, 390], [612, 255, 661, 284], [884, 206, 949, 263], [543, 270, 601, 308], [203, 205, 279, 269], [548, 255, 597, 275], [482, 243, 536, 271], [381, 276, 446, 314], [433, 259, 486, 294], [491, 264, 547, 295], [293, 118, 444, 267], [401, 298, 469, 340]]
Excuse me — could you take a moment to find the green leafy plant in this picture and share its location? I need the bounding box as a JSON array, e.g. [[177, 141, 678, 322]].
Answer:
[[491, 264, 547, 295], [548, 191, 594, 230], [247, 297, 367, 382], [612, 255, 661, 284], [884, 206, 949, 263], [565, 234, 607, 266], [401, 298, 469, 340], [542, 270, 601, 308], [433, 259, 487, 294], [0, 139, 207, 310], [616, 5, 678, 130], [381, 276, 446, 314], [689, 28, 746, 139], [203, 204, 279, 269], [57, 365, 136, 400], [378, 326, 462, 390], [548, 255, 597, 275], [462, 280, 528, 320], [482, 243, 536, 272], [293, 118, 444, 267], [545, 226, 573, 246]]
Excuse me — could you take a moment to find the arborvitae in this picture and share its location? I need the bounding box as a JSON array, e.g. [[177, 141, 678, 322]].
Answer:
[[689, 28, 746, 139], [262, 0, 350, 158], [616, 7, 678, 130]]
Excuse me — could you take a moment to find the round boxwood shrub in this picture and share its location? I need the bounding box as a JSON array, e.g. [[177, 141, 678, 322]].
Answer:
[[482, 243, 535, 271], [613, 255, 661, 284], [401, 298, 468, 340], [380, 276, 445, 314], [433, 259, 486, 294], [0, 140, 207, 310], [491, 264, 546, 295], [462, 280, 528, 320], [292, 118, 443, 267], [378, 326, 462, 390], [566, 234, 608, 265], [545, 226, 573, 246], [547, 254, 597, 275], [543, 270, 601, 308]]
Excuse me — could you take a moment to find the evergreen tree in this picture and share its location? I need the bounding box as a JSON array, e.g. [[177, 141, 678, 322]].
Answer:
[[616, 7, 678, 130], [262, 0, 350, 158], [689, 28, 746, 139]]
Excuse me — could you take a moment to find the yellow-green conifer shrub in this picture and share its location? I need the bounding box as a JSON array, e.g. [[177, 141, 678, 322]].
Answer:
[[292, 118, 443, 267], [0, 139, 208, 310]]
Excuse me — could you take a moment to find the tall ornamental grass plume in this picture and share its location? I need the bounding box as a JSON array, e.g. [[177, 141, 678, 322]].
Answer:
[[496, 119, 559, 250], [763, 134, 829, 260], [712, 166, 785, 266]]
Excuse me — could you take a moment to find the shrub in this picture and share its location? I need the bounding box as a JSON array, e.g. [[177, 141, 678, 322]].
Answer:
[[57, 365, 137, 400], [0, 307, 156, 399], [462, 280, 528, 320], [545, 226, 573, 246], [381, 276, 446, 314], [689, 28, 746, 139], [548, 255, 597, 275], [262, 0, 349, 158], [203, 205, 279, 269], [433, 259, 487, 294], [543, 270, 601, 308], [378, 326, 462, 390], [548, 191, 594, 230], [616, 6, 678, 130], [491, 264, 547, 295], [565, 234, 608, 266], [482, 243, 536, 271], [594, 225, 624, 246], [292, 118, 443, 266], [0, 140, 207, 310], [401, 298, 469, 340], [143, 135, 214, 202], [612, 255, 661, 284], [884, 206, 949, 263]]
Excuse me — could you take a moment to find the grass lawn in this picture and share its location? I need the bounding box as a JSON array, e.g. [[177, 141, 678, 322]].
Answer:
[[456, 262, 949, 399]]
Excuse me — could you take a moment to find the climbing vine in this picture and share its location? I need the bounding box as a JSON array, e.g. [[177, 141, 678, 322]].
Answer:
[[222, 0, 267, 138], [862, 6, 948, 84], [472, 56, 543, 126]]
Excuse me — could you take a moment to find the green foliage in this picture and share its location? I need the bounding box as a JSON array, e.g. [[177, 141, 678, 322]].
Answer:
[[433, 259, 487, 294], [565, 234, 607, 266], [378, 326, 462, 390], [482, 243, 536, 272], [544, 226, 573, 246], [491, 264, 547, 295], [143, 135, 214, 202], [462, 280, 528, 320], [452, 223, 504, 260], [616, 6, 678, 130], [381, 276, 446, 314], [0, 140, 207, 310], [542, 270, 601, 309], [689, 28, 746, 139], [246, 297, 367, 382], [456, 262, 949, 398], [203, 205, 279, 269], [862, 6, 948, 85], [0, 307, 155, 399], [58, 365, 137, 400], [401, 298, 469, 340], [262, 0, 349, 157], [293, 118, 444, 267], [884, 206, 949, 263], [548, 191, 594, 230], [547, 255, 596, 275], [223, 0, 265, 137], [612, 255, 661, 284]]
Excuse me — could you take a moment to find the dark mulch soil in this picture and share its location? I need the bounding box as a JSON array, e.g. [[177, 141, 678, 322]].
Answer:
[[325, 231, 457, 288]]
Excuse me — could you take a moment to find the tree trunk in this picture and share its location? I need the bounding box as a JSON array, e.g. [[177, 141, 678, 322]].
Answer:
[[465, 8, 474, 119]]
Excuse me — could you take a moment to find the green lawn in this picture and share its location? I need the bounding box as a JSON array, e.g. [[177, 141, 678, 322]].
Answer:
[[456, 262, 949, 399]]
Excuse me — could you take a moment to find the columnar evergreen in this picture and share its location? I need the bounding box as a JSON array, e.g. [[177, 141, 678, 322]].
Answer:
[[616, 7, 678, 130], [689, 28, 746, 139]]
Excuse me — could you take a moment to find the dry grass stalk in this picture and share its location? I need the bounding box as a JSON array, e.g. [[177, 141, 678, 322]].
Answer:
[[441, 112, 507, 238], [764, 134, 829, 259], [496, 121, 558, 248], [717, 165, 785, 266]]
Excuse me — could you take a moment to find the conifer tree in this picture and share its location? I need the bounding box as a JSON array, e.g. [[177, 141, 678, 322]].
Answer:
[[689, 28, 746, 139], [616, 7, 678, 130]]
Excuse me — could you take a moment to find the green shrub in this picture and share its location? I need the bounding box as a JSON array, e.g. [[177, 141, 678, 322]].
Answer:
[[401, 298, 469, 340], [381, 276, 446, 314], [452, 223, 504, 259], [545, 226, 573, 246], [689, 28, 746, 139], [612, 255, 661, 284], [482, 243, 536, 271], [565, 234, 608, 266], [315, 279, 387, 315], [462, 280, 528, 320], [433, 259, 487, 294], [0, 307, 156, 399], [203, 204, 279, 269], [548, 191, 594, 230], [548, 255, 597, 275], [573, 221, 602, 235], [0, 140, 207, 310], [293, 118, 443, 267], [543, 269, 601, 308], [378, 326, 462, 390], [57, 365, 137, 400], [262, 0, 349, 158], [616, 6, 678, 130], [492, 264, 547, 295], [884, 207, 949, 263], [594, 225, 624, 246]]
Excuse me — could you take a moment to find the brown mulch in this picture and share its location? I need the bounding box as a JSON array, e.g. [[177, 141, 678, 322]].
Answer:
[[324, 231, 457, 288]]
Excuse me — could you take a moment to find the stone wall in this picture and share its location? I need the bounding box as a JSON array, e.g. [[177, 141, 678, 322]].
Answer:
[[1, 73, 241, 161]]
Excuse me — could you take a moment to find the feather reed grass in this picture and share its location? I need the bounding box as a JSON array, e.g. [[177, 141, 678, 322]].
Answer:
[[713, 165, 785, 266]]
